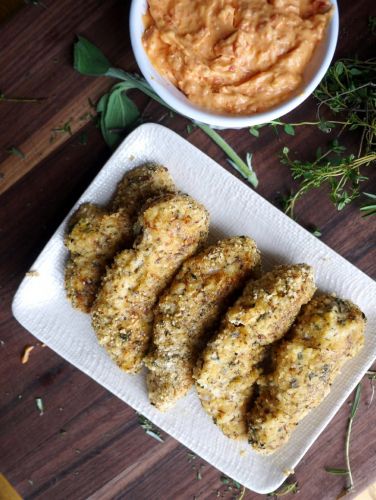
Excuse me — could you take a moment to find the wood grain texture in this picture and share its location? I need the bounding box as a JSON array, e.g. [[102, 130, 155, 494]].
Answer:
[[0, 0, 375, 499]]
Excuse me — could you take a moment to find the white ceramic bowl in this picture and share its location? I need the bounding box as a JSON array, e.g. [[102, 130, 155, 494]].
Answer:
[[130, 1, 339, 128]]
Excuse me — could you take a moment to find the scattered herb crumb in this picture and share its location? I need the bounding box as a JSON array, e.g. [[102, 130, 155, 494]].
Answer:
[[6, 146, 26, 159], [220, 475, 241, 490], [0, 91, 44, 103], [267, 481, 299, 497], [21, 345, 34, 364], [137, 413, 164, 442], [310, 228, 322, 238], [187, 452, 197, 462], [35, 397, 44, 415], [283, 469, 295, 477], [24, 0, 47, 7], [78, 131, 88, 145], [75, 449, 81, 454], [28, 479, 34, 486], [324, 467, 349, 476], [79, 112, 95, 122], [60, 428, 67, 435], [51, 120, 73, 142], [0, 340, 5, 346], [26, 270, 39, 277], [18, 394, 23, 399]]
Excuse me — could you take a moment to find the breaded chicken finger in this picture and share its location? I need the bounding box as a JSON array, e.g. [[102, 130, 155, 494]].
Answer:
[[145, 236, 261, 410], [92, 193, 210, 373], [65, 204, 131, 312], [248, 294, 366, 454], [194, 264, 316, 439], [64, 164, 176, 312]]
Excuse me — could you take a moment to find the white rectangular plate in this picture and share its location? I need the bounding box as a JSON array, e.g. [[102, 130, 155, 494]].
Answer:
[[12, 123, 376, 494]]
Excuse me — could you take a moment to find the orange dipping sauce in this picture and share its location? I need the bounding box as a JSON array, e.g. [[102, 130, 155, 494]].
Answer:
[[142, 0, 331, 115]]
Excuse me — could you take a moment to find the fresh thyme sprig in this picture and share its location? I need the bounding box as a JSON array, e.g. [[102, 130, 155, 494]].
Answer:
[[249, 57, 376, 216], [280, 142, 375, 217], [73, 37, 258, 187], [314, 58, 376, 156], [325, 384, 362, 495], [250, 119, 337, 137]]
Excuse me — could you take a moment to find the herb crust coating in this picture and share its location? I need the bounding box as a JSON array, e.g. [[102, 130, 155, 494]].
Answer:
[[194, 264, 316, 439], [145, 236, 261, 410]]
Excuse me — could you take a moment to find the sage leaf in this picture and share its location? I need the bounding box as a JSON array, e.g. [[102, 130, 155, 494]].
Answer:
[[74, 36, 111, 76], [102, 87, 140, 148]]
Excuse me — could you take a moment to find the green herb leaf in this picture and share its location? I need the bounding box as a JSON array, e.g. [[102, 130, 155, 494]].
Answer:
[[267, 481, 299, 497], [350, 383, 362, 419], [137, 413, 164, 443], [249, 126, 260, 137], [78, 131, 88, 145], [325, 467, 349, 476], [283, 124, 295, 136], [187, 452, 197, 462], [220, 475, 241, 490], [6, 146, 26, 159], [360, 192, 376, 217], [74, 36, 111, 76], [52, 120, 72, 136], [310, 227, 322, 237], [100, 85, 140, 149], [318, 120, 335, 133], [24, 0, 47, 7], [35, 397, 44, 415]]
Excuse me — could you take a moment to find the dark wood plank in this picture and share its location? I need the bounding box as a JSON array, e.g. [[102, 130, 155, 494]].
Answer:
[[0, 0, 375, 499]]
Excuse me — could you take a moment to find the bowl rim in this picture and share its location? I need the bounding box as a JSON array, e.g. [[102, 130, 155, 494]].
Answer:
[[130, 0, 339, 128]]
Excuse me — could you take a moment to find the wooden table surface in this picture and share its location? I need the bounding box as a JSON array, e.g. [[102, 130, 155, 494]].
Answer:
[[0, 1, 375, 499]]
